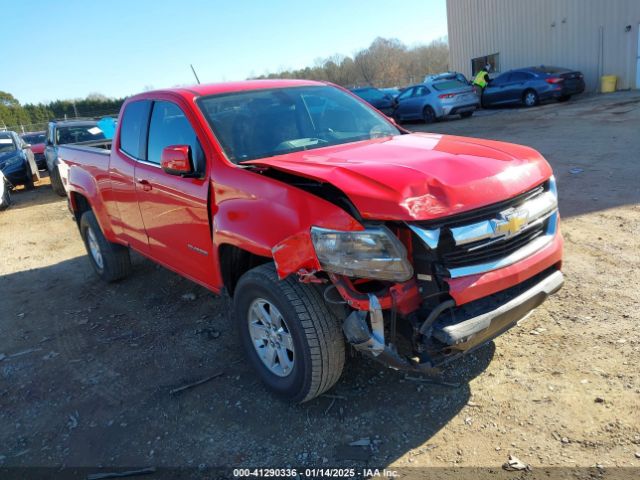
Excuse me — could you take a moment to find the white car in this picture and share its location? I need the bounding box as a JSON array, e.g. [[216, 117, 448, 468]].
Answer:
[[0, 171, 11, 210]]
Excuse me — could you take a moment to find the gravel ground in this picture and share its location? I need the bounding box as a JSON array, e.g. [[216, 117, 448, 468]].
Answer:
[[0, 91, 639, 477]]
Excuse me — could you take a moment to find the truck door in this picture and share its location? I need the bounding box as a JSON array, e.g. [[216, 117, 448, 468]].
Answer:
[[134, 100, 213, 288], [109, 100, 152, 252]]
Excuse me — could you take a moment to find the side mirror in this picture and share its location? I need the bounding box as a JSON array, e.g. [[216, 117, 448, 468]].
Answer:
[[23, 143, 32, 149], [161, 145, 195, 177]]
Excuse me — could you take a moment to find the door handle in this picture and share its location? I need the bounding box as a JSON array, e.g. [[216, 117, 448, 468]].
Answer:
[[136, 178, 152, 192]]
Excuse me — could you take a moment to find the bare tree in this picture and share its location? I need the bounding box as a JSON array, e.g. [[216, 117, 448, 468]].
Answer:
[[252, 37, 449, 88]]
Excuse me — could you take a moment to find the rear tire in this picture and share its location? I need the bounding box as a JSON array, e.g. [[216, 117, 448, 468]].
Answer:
[[80, 210, 131, 282], [460, 111, 473, 119], [234, 263, 345, 403], [522, 89, 539, 107], [50, 165, 66, 196], [423, 106, 436, 124]]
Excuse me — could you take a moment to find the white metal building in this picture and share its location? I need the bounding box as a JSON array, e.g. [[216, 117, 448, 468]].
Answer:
[[446, 0, 640, 91]]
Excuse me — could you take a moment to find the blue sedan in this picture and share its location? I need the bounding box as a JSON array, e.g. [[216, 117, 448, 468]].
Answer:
[[482, 66, 585, 108]]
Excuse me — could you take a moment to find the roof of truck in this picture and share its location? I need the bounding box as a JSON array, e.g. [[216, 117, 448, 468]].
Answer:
[[168, 79, 328, 98]]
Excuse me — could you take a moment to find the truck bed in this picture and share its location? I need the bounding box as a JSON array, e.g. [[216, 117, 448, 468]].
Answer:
[[57, 141, 112, 192]]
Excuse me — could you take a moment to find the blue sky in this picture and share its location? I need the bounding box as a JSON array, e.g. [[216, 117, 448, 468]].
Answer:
[[1, 0, 447, 104]]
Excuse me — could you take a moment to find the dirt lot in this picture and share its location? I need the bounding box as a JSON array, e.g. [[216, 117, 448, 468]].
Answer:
[[1, 92, 639, 477]]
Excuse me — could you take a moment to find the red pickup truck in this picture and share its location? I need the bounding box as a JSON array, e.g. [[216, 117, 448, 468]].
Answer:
[[59, 80, 563, 402]]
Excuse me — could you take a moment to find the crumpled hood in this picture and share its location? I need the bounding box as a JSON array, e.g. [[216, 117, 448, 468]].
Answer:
[[245, 133, 553, 221], [0, 150, 20, 170]]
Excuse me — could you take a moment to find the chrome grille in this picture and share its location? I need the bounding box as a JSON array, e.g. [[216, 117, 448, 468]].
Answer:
[[408, 178, 558, 278]]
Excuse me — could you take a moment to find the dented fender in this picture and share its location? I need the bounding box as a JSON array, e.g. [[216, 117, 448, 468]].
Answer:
[[211, 166, 363, 282]]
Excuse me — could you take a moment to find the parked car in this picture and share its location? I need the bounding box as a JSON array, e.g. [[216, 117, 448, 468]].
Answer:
[[0, 130, 40, 189], [45, 119, 112, 196], [380, 87, 401, 99], [21, 131, 47, 169], [61, 80, 563, 403], [0, 171, 10, 210], [482, 66, 585, 108], [350, 87, 396, 115], [392, 78, 479, 123], [424, 71, 470, 84]]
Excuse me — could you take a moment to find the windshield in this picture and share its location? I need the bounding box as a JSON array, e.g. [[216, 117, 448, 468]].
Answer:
[[22, 133, 46, 144], [0, 134, 17, 154], [197, 85, 400, 163], [432, 80, 469, 91], [56, 125, 106, 145]]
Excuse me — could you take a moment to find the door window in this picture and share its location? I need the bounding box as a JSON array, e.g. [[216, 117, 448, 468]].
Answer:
[[119, 100, 151, 160], [413, 86, 430, 97], [510, 72, 532, 82], [396, 88, 414, 101], [147, 101, 204, 171]]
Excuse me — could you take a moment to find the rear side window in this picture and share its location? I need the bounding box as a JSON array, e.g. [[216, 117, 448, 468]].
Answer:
[[119, 100, 151, 160], [147, 101, 204, 170]]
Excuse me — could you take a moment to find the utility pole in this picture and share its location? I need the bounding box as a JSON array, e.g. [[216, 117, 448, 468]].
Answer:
[[72, 101, 79, 118]]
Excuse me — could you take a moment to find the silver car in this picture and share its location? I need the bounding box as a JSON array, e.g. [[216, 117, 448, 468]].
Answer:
[[392, 79, 479, 123]]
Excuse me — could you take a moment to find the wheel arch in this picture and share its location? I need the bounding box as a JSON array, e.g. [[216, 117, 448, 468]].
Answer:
[[218, 243, 272, 296]]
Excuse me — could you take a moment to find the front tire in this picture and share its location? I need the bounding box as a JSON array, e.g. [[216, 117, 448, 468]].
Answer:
[[234, 264, 345, 403], [80, 211, 131, 282], [50, 165, 66, 196], [25, 160, 40, 190]]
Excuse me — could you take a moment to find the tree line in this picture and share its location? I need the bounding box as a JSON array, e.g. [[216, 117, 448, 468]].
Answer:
[[254, 37, 449, 88], [0, 91, 125, 133]]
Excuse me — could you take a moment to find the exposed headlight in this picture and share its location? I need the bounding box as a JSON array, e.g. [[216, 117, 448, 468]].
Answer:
[[310, 225, 414, 282]]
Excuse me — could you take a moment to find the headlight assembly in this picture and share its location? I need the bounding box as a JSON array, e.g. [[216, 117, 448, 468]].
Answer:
[[310, 225, 413, 282]]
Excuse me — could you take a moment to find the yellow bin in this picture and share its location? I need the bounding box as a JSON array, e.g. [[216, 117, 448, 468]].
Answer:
[[600, 75, 617, 93]]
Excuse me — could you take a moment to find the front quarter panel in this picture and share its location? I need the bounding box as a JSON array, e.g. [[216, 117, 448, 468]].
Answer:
[[212, 165, 363, 280]]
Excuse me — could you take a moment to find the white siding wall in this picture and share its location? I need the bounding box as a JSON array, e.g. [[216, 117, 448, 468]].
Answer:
[[447, 0, 640, 90]]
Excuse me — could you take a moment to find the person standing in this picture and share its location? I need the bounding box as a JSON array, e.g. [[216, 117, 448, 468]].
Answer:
[[473, 65, 491, 100]]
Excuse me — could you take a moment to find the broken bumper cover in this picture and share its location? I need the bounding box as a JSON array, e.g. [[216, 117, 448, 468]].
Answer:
[[432, 269, 564, 354], [343, 269, 563, 372]]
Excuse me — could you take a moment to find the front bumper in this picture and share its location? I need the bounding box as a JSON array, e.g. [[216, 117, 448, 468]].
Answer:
[[343, 267, 563, 371], [433, 269, 563, 353]]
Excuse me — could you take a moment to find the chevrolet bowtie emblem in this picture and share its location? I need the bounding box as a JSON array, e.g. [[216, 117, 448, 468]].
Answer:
[[492, 209, 529, 237]]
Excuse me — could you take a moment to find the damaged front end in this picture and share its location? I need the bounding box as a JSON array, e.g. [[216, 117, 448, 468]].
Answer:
[[287, 178, 564, 373]]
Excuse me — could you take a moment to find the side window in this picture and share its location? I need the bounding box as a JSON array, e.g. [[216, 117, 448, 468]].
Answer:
[[510, 72, 531, 82], [147, 101, 204, 171], [48, 125, 55, 145], [397, 88, 413, 101], [119, 100, 151, 160], [413, 86, 430, 97]]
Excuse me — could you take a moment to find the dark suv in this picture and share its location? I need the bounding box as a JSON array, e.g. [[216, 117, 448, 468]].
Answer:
[[45, 119, 110, 196]]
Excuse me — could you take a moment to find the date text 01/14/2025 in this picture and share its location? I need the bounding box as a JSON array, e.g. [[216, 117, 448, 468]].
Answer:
[[232, 468, 398, 478]]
